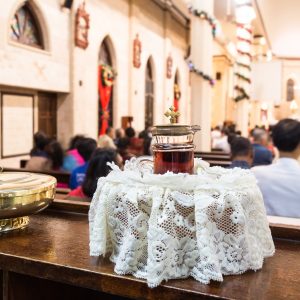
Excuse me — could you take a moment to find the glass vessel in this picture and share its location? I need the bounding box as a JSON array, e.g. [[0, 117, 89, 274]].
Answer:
[[152, 124, 200, 174]]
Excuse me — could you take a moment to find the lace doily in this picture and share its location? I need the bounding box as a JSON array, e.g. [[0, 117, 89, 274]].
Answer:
[[89, 158, 275, 287]]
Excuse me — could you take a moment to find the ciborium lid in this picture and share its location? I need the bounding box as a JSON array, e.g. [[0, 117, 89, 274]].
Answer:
[[0, 172, 56, 198], [151, 106, 201, 136]]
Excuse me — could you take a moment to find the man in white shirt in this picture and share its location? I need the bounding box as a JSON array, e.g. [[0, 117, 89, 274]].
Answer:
[[252, 119, 300, 218], [97, 127, 116, 149]]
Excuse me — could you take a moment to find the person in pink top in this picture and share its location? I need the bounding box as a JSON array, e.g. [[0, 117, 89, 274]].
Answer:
[[62, 135, 85, 172], [68, 148, 122, 200]]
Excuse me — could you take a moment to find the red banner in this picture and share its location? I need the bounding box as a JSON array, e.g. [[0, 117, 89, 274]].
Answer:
[[174, 98, 179, 112], [98, 65, 112, 135]]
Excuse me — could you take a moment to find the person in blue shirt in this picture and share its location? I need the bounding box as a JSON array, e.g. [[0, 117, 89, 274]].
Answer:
[[251, 129, 272, 166], [69, 137, 97, 190], [228, 136, 253, 169]]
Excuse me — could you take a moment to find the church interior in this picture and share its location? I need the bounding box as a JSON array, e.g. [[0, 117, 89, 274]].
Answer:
[[0, 0, 299, 299]]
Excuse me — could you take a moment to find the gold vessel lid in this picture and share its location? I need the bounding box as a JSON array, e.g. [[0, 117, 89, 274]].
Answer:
[[0, 172, 57, 198], [152, 106, 201, 136]]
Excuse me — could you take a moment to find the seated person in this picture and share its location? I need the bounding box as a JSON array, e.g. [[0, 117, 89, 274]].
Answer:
[[114, 128, 125, 148], [124, 127, 144, 157], [26, 138, 64, 172], [45, 139, 64, 171], [68, 149, 122, 199], [69, 138, 97, 190], [62, 135, 86, 172], [252, 119, 300, 218], [228, 137, 253, 169], [98, 127, 116, 149], [26, 132, 51, 170], [30, 131, 49, 157], [213, 129, 231, 153], [139, 126, 152, 155], [251, 128, 272, 166]]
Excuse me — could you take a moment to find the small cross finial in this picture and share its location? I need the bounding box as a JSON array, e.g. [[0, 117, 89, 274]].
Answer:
[[164, 106, 180, 124]]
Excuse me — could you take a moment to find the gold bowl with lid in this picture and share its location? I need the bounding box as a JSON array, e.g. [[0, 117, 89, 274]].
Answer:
[[0, 172, 56, 232]]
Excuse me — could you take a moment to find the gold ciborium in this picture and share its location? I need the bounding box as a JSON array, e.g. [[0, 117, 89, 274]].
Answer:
[[0, 172, 56, 232]]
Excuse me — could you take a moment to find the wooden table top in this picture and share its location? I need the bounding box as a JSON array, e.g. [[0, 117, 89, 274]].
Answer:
[[0, 210, 299, 300]]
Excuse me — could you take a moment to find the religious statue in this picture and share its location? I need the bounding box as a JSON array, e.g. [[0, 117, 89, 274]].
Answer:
[[75, 1, 90, 49], [166, 54, 173, 79], [133, 34, 142, 68]]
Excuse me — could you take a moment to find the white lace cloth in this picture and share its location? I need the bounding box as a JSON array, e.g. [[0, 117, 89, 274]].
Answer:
[[89, 158, 275, 287]]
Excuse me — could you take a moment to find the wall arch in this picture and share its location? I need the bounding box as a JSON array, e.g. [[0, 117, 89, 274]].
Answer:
[[144, 56, 155, 128], [98, 35, 117, 134]]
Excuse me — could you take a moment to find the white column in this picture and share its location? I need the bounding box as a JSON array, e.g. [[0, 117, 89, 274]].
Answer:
[[236, 99, 249, 135], [190, 0, 214, 151]]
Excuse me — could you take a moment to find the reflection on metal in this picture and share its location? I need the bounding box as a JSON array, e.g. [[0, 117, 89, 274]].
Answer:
[[0, 172, 56, 232]]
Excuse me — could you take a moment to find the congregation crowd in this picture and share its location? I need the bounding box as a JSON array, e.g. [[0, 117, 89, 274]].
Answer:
[[25, 118, 300, 219], [213, 118, 300, 218], [25, 126, 151, 198]]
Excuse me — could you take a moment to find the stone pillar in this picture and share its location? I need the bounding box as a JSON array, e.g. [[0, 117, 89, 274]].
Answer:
[[234, 3, 255, 137], [212, 55, 231, 128], [190, 0, 214, 151], [236, 99, 249, 136]]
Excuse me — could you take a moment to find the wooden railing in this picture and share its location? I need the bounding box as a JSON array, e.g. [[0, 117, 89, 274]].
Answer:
[[3, 167, 70, 185]]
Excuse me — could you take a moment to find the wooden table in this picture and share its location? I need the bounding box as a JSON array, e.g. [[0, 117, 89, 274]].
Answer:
[[0, 209, 299, 300]]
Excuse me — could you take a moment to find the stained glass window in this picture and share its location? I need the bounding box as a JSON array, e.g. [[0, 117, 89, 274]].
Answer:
[[10, 4, 43, 48]]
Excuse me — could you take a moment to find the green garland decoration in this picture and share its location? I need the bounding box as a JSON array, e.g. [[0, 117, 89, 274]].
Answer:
[[188, 5, 217, 38], [186, 59, 215, 86], [237, 62, 251, 71], [234, 85, 250, 102], [234, 72, 251, 84]]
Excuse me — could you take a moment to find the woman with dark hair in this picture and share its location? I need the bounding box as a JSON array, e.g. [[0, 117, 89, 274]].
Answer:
[[30, 131, 49, 157], [26, 138, 64, 171], [68, 149, 122, 199], [45, 139, 64, 170]]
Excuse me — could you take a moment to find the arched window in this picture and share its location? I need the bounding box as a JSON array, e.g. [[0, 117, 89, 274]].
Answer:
[[98, 37, 115, 135], [286, 78, 295, 102], [10, 3, 43, 49], [145, 58, 154, 128]]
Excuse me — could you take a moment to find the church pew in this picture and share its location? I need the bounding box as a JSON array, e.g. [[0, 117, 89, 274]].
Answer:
[[196, 155, 231, 162], [0, 206, 299, 300], [196, 151, 229, 156], [195, 152, 231, 161], [3, 167, 71, 186], [205, 160, 231, 167]]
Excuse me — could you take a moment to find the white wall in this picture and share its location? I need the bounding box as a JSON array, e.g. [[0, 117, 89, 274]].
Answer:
[[0, 0, 190, 152], [0, 0, 70, 92], [71, 0, 190, 139], [251, 60, 282, 106]]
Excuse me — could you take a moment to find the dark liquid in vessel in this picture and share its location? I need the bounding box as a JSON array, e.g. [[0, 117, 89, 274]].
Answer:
[[153, 150, 194, 174]]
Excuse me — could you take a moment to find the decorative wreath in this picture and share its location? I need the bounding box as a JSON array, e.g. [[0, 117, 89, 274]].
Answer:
[[101, 64, 117, 87]]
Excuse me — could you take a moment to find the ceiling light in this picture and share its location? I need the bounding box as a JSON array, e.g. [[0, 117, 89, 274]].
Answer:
[[235, 5, 256, 24], [261, 102, 268, 111], [226, 42, 237, 57], [266, 50, 272, 61], [259, 37, 266, 45], [235, 0, 251, 5]]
